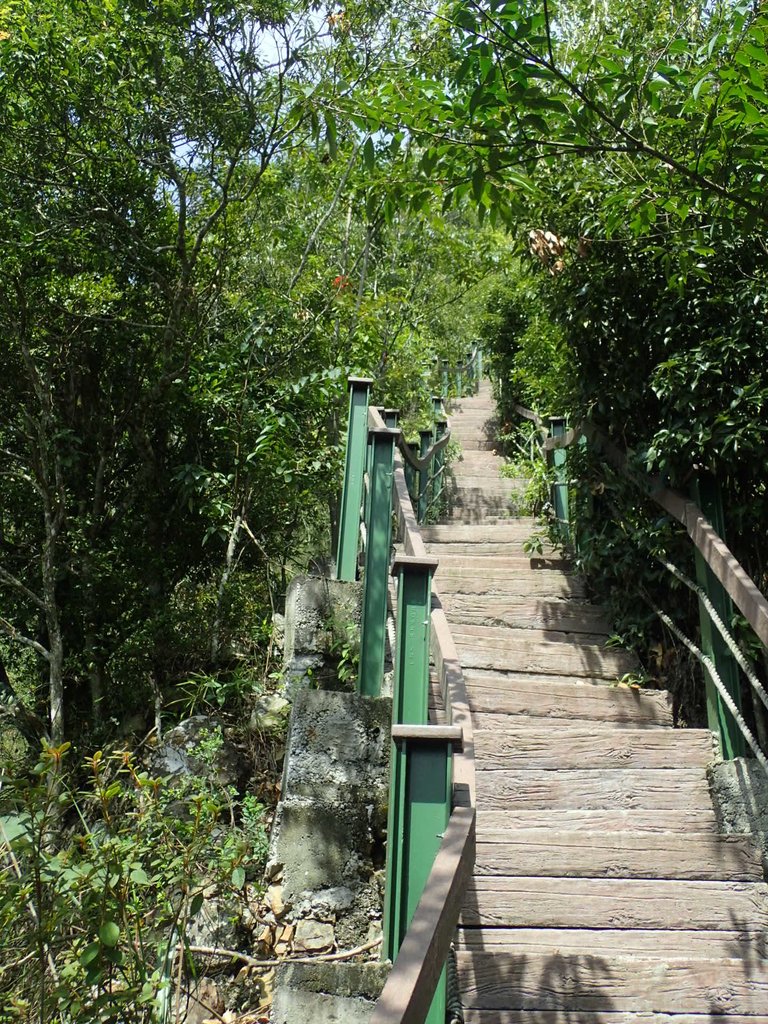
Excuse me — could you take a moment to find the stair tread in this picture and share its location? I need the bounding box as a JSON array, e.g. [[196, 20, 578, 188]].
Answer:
[[455, 950, 768, 1013]]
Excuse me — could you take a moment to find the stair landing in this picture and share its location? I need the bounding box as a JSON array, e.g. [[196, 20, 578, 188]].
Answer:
[[432, 381, 768, 1021]]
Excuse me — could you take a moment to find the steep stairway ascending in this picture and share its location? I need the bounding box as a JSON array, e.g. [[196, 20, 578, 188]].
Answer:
[[426, 381, 768, 1021]]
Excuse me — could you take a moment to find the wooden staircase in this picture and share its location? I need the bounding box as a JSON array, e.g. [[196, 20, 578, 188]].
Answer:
[[426, 381, 768, 1021]]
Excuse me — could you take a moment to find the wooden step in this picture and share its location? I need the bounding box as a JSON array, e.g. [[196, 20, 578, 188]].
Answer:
[[456, 950, 768, 1013], [455, 926, 768, 958], [428, 541, 557, 557], [435, 555, 569, 571], [455, 634, 635, 678], [439, 594, 609, 634], [473, 831, 762, 880], [461, 877, 768, 930], [423, 523, 538, 542], [453, 624, 610, 646], [474, 767, 711, 810], [474, 725, 712, 770], [463, 674, 673, 726], [436, 571, 586, 597], [476, 808, 721, 835], [463, 1013, 768, 1024]]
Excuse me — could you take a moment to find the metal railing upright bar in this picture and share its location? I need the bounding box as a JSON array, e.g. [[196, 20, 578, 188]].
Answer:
[[334, 372, 477, 1023]]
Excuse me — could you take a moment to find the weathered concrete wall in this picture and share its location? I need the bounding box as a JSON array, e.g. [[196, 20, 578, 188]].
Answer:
[[282, 575, 363, 694], [268, 575, 391, 1020], [271, 963, 391, 1024]]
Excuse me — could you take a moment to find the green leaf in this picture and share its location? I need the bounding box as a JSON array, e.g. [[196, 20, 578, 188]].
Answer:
[[363, 136, 375, 171], [79, 941, 101, 966], [231, 865, 245, 889], [99, 921, 120, 947]]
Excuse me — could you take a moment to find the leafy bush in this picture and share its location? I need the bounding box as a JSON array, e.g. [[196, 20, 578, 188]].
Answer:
[[0, 738, 270, 1023]]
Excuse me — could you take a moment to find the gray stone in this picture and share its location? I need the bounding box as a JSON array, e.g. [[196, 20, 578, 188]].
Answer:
[[270, 798, 373, 897], [184, 894, 243, 951], [283, 690, 390, 803], [293, 919, 335, 952], [709, 757, 768, 861], [148, 715, 246, 790], [283, 576, 362, 664], [271, 963, 389, 1024]]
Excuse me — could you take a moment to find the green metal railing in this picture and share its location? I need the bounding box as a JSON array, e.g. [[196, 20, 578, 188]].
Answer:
[[438, 346, 482, 401], [537, 414, 767, 768], [334, 374, 473, 1024]]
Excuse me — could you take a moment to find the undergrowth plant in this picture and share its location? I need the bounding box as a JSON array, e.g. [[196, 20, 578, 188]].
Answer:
[[0, 737, 270, 1024]]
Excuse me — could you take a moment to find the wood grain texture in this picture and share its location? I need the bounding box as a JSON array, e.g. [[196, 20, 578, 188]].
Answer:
[[465, 678, 674, 726], [440, 594, 609, 633], [476, 808, 721, 835], [473, 725, 712, 770], [455, 950, 768, 1013], [436, 573, 587, 597], [474, 768, 711, 810], [461, 877, 768, 930], [462, 1014, 768, 1024], [455, 927, 768, 958], [455, 639, 635, 678], [472, 831, 762, 880]]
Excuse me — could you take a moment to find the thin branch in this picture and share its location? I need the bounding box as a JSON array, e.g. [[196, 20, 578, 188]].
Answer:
[[0, 567, 47, 612], [0, 617, 51, 662], [182, 935, 382, 969], [289, 142, 362, 293]]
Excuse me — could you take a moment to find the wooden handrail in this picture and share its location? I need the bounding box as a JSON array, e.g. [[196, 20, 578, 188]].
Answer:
[[373, 450, 477, 1022], [368, 405, 452, 474]]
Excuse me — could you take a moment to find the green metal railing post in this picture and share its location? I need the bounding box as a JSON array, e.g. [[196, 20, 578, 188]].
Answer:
[[384, 554, 439, 959], [417, 428, 433, 524], [465, 351, 475, 394], [476, 346, 483, 383], [548, 416, 570, 545], [384, 408, 399, 429], [691, 475, 746, 759], [404, 441, 419, 504], [336, 377, 373, 581], [432, 417, 448, 516], [358, 427, 398, 697], [384, 732, 452, 1024], [390, 555, 437, 725], [454, 363, 463, 398], [441, 359, 450, 398]]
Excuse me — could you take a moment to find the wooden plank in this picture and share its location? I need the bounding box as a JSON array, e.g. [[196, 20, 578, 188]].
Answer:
[[477, 808, 721, 835], [435, 574, 586, 598], [422, 524, 539, 542], [463, 1013, 768, 1024], [474, 768, 711, 810], [474, 725, 712, 770], [472, 831, 762, 880], [455, 927, 768, 959], [454, 618, 610, 643], [455, 950, 768, 1013], [427, 542, 559, 557], [455, 639, 635, 678], [465, 677, 673, 727], [460, 877, 768, 930], [440, 594, 609, 634], [436, 556, 570, 571]]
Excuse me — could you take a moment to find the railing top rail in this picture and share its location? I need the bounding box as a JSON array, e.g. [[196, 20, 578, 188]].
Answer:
[[367, 406, 452, 474]]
